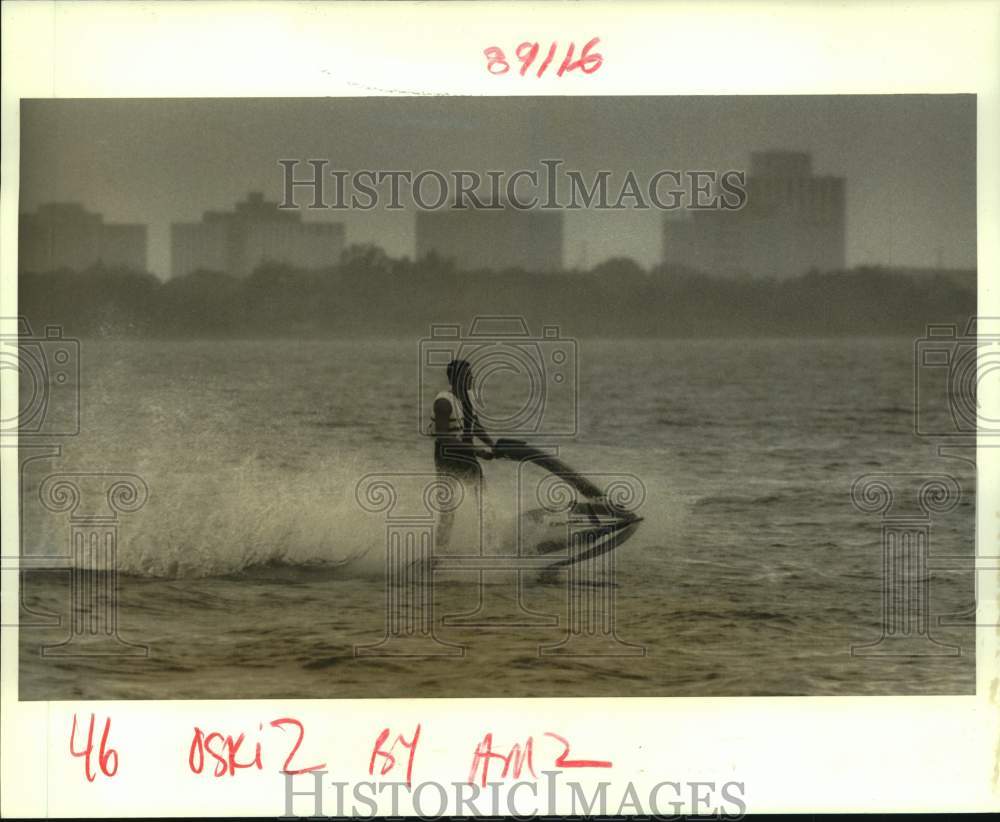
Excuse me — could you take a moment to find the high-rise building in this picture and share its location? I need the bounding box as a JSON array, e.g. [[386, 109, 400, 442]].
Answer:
[[415, 207, 563, 272], [18, 203, 148, 273], [662, 150, 846, 278], [170, 192, 345, 278]]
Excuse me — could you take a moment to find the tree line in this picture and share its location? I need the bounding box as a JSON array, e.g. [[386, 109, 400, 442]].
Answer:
[[18, 245, 975, 338]]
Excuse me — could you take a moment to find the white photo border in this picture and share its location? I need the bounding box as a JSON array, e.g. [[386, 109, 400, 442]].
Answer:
[[1, 0, 998, 815]]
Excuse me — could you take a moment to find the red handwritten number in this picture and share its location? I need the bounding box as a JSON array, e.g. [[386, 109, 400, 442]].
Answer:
[[483, 47, 509, 75], [69, 714, 95, 781], [576, 37, 603, 73], [556, 42, 576, 77], [370, 724, 421, 786], [515, 42, 539, 76], [545, 732, 612, 768], [486, 39, 602, 77], [270, 718, 326, 775], [70, 714, 118, 781], [97, 716, 119, 777], [537, 42, 558, 77]]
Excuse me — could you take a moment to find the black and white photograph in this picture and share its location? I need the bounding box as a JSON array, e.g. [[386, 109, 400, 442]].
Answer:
[[2, 2, 998, 818], [14, 94, 979, 699]]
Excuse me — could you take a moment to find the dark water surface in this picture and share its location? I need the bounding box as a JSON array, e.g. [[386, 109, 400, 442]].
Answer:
[[19, 338, 976, 698]]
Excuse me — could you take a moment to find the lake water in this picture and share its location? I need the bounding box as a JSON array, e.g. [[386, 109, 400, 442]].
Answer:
[[18, 337, 976, 698]]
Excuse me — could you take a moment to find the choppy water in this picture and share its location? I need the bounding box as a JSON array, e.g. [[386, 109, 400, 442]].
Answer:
[[19, 338, 975, 698]]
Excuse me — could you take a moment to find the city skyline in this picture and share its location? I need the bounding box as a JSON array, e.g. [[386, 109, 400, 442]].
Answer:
[[415, 206, 564, 273], [18, 96, 976, 279], [20, 180, 975, 281], [662, 149, 846, 278], [170, 192, 345, 279], [18, 202, 147, 274]]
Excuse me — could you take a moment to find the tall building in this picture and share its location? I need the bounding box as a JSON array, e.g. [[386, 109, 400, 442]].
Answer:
[[662, 150, 846, 278], [170, 192, 345, 278], [18, 203, 148, 273], [415, 207, 563, 272]]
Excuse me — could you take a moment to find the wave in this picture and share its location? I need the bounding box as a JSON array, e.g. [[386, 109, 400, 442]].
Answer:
[[20, 450, 392, 579], [20, 441, 681, 579]]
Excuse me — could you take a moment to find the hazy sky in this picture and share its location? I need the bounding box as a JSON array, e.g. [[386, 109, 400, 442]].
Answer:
[[19, 96, 976, 278]]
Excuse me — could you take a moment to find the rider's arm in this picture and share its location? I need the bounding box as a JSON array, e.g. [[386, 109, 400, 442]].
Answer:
[[471, 417, 497, 452], [436, 399, 495, 458]]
